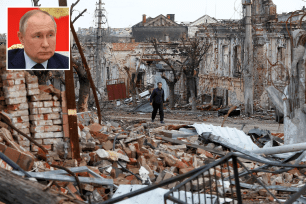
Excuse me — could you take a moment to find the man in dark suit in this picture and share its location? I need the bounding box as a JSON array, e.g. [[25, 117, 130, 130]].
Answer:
[[150, 82, 165, 124], [8, 10, 69, 69]]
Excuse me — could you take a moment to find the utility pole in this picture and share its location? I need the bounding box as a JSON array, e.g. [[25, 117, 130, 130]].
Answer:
[[242, 0, 254, 116], [95, 0, 108, 89]]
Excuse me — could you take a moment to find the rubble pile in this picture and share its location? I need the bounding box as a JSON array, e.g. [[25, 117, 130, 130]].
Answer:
[[0, 109, 305, 203], [0, 44, 304, 203]]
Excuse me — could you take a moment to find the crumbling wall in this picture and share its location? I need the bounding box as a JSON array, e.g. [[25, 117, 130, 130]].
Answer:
[[196, 9, 293, 109], [132, 27, 188, 42], [0, 45, 66, 152]]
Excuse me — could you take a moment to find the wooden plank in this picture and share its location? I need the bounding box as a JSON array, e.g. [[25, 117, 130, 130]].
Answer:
[[157, 135, 225, 156], [0, 167, 85, 204]]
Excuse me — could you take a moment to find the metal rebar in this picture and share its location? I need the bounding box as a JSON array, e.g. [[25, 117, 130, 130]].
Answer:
[[232, 156, 242, 204]]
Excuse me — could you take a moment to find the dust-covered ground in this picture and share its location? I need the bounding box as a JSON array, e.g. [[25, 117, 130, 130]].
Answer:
[[102, 108, 284, 134]]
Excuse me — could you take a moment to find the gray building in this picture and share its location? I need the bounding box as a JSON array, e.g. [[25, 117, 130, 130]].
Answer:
[[132, 14, 188, 42]]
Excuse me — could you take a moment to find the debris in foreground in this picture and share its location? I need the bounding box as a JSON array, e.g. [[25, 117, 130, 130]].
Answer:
[[0, 113, 305, 203]]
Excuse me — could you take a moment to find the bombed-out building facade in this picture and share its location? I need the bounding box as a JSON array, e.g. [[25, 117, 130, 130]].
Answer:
[[74, 0, 305, 111]]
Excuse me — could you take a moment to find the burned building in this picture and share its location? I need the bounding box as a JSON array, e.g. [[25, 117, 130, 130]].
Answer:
[[196, 0, 306, 110], [132, 14, 188, 42], [73, 0, 306, 111]]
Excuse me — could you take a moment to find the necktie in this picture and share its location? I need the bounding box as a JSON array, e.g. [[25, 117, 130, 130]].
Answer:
[[32, 63, 45, 69]]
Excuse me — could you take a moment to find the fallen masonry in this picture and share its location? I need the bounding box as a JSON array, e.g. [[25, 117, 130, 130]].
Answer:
[[1, 112, 306, 203]]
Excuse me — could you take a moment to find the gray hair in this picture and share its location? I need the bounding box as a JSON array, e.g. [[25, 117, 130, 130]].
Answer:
[[19, 10, 57, 34]]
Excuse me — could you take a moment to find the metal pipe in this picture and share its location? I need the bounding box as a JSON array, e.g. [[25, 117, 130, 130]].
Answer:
[[249, 142, 306, 155], [285, 183, 306, 204], [0, 152, 32, 178], [232, 156, 243, 204]]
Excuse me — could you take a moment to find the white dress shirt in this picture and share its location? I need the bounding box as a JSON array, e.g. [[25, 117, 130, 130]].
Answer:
[[24, 51, 48, 69]]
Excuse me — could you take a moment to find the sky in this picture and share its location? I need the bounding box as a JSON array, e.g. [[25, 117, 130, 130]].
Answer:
[[0, 0, 305, 33]]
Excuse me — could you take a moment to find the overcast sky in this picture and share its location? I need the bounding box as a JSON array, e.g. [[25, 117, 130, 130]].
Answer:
[[0, 0, 305, 33]]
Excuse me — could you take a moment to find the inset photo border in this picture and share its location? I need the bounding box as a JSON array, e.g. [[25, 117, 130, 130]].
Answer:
[[7, 7, 70, 70]]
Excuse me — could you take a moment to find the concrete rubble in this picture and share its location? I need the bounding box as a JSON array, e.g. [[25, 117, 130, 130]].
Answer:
[[1, 109, 306, 203], [1, 0, 306, 203]]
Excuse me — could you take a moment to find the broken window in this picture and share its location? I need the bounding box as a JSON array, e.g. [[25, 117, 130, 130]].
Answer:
[[277, 47, 285, 81], [233, 45, 242, 78], [205, 45, 213, 74], [222, 45, 229, 76], [107, 67, 110, 80]]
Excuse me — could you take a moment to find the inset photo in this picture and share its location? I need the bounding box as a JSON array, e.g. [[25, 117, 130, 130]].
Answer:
[[7, 7, 70, 70]]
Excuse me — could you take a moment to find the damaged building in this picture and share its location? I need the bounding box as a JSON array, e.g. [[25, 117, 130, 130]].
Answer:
[[73, 0, 305, 113], [2, 0, 306, 203]]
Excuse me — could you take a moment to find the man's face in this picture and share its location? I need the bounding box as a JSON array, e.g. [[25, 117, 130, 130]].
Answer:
[[18, 13, 56, 63], [158, 83, 163, 89]]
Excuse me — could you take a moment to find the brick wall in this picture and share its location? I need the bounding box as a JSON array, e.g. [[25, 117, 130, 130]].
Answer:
[[0, 44, 66, 152], [112, 43, 140, 51]]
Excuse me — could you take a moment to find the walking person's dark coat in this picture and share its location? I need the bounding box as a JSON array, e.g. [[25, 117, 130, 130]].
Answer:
[[150, 87, 165, 122]]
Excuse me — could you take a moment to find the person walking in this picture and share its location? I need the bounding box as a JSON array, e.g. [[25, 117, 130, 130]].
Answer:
[[150, 82, 165, 124]]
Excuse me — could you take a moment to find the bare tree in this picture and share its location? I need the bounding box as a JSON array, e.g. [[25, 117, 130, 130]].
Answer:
[[151, 37, 211, 110], [151, 38, 185, 108], [69, 0, 91, 112], [181, 37, 211, 111], [72, 59, 90, 112]]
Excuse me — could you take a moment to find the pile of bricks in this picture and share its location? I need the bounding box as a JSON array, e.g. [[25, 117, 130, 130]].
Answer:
[[27, 77, 64, 152], [0, 142, 34, 171], [80, 122, 218, 187]]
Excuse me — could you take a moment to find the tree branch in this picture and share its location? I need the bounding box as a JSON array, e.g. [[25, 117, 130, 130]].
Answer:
[[72, 9, 87, 24], [70, 0, 81, 17], [151, 38, 184, 83]]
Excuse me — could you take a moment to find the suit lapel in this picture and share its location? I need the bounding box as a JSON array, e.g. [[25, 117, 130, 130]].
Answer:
[[10, 49, 26, 68], [47, 55, 57, 68]]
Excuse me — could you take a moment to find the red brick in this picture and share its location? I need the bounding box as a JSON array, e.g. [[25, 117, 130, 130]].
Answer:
[[3, 80, 14, 86], [31, 144, 52, 152], [44, 125, 62, 132], [129, 158, 137, 165], [4, 146, 21, 163], [175, 161, 188, 169], [179, 167, 195, 174], [2, 72, 25, 80], [88, 123, 103, 132], [3, 84, 26, 92], [25, 74, 38, 83], [66, 183, 84, 201], [123, 147, 132, 158], [91, 132, 108, 143], [197, 148, 214, 158], [0, 142, 7, 153], [164, 156, 176, 167], [126, 175, 135, 181], [37, 148, 47, 161], [17, 153, 34, 171], [78, 122, 84, 130], [110, 169, 116, 178], [112, 43, 140, 51]]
